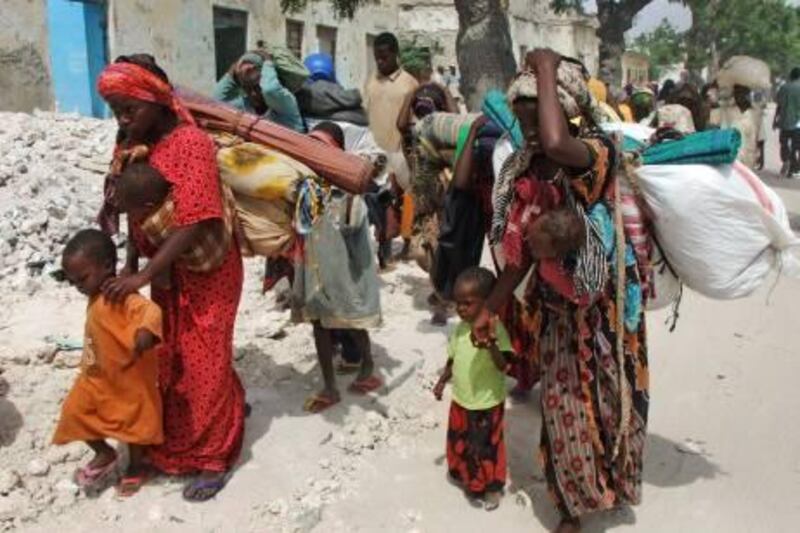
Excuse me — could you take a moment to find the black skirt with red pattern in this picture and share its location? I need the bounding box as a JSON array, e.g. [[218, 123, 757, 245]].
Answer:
[[446, 401, 506, 495]]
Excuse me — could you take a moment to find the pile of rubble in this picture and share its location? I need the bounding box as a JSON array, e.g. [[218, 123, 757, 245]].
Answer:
[[0, 111, 115, 294]]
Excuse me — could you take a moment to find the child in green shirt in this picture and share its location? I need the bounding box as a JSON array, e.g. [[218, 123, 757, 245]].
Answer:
[[433, 267, 514, 510]]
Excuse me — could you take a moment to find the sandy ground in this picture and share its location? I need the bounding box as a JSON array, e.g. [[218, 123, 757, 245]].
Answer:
[[1, 111, 799, 532]]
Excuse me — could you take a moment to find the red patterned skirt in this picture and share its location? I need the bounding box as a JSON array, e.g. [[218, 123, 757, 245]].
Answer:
[[446, 402, 506, 495]]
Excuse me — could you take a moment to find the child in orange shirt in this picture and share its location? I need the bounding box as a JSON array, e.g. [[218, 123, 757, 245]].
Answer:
[[53, 229, 163, 497]]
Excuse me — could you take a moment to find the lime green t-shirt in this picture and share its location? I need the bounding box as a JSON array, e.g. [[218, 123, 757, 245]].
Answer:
[[447, 320, 513, 410]]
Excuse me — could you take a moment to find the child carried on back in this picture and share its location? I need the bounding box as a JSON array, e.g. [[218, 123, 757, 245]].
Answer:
[[53, 229, 163, 497], [115, 162, 234, 282]]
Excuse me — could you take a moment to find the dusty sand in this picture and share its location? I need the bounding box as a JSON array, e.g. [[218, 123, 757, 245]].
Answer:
[[1, 111, 799, 532]]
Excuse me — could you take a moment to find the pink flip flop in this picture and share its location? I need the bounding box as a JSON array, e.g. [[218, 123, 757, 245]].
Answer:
[[74, 454, 119, 489]]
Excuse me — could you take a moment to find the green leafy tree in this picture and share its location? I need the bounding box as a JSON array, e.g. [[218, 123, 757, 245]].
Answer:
[[632, 19, 685, 80], [675, 0, 800, 79]]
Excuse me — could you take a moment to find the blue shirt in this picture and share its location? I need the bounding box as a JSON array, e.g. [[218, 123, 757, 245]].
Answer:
[[213, 61, 305, 133]]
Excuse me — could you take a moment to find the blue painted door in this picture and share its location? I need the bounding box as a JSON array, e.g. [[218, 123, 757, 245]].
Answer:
[[47, 0, 108, 117]]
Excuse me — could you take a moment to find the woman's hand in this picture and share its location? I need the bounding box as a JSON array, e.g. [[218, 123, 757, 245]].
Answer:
[[102, 272, 148, 304], [525, 48, 561, 74]]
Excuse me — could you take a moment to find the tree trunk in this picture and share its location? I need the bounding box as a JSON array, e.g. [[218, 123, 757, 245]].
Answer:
[[596, 0, 653, 86], [454, 0, 517, 111]]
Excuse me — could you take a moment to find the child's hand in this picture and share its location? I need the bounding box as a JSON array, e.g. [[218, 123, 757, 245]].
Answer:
[[473, 337, 497, 350], [471, 309, 498, 347], [433, 380, 446, 401], [124, 328, 159, 370]]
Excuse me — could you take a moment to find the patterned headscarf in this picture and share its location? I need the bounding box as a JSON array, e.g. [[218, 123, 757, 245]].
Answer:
[[491, 61, 601, 245], [506, 60, 601, 123], [97, 62, 195, 125]]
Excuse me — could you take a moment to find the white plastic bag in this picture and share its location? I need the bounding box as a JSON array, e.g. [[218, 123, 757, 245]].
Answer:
[[635, 161, 800, 299]]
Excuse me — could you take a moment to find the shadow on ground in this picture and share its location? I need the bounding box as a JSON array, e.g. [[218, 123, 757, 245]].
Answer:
[[503, 387, 721, 532]]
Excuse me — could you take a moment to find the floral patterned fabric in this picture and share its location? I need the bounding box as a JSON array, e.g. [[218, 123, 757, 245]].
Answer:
[[503, 136, 649, 518]]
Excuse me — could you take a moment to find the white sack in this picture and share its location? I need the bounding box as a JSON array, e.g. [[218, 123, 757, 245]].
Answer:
[[647, 245, 683, 310], [635, 161, 800, 299]]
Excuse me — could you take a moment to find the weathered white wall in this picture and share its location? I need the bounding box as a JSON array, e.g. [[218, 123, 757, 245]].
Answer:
[[108, 0, 397, 95], [509, 0, 600, 75], [0, 0, 598, 112], [0, 0, 52, 112], [281, 1, 399, 90]]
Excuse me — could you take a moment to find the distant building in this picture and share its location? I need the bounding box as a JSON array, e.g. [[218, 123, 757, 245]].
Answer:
[[1, 0, 599, 116], [1, 0, 396, 116], [621, 51, 650, 87]]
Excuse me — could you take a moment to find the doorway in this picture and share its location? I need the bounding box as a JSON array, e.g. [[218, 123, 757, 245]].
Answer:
[[317, 25, 338, 62], [47, 0, 109, 117], [213, 7, 248, 80]]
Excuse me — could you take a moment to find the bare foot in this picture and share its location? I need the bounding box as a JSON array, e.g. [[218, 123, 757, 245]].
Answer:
[[484, 490, 502, 511], [87, 448, 116, 469], [554, 517, 581, 533]]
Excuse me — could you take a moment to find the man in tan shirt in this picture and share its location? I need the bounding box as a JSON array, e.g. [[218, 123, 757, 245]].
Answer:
[[363, 32, 419, 154], [364, 32, 419, 265]]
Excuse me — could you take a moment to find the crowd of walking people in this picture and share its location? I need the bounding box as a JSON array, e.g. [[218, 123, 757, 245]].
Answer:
[[47, 28, 800, 533]]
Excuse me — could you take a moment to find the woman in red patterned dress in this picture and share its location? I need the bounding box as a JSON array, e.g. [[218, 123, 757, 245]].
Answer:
[[97, 55, 245, 502], [474, 49, 649, 533]]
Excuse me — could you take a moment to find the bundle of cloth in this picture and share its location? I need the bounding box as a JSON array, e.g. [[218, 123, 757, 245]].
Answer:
[[178, 87, 374, 194], [617, 125, 800, 303], [169, 87, 377, 265], [215, 137, 314, 258]]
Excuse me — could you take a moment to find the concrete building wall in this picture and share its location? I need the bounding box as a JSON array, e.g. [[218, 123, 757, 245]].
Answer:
[[509, 0, 600, 75], [397, 0, 458, 68], [108, 0, 397, 95], [621, 51, 649, 86], [0, 0, 52, 112], [0, 0, 598, 113], [0, 0, 396, 113]]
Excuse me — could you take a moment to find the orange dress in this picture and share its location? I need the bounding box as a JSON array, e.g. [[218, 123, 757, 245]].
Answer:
[[53, 294, 163, 446]]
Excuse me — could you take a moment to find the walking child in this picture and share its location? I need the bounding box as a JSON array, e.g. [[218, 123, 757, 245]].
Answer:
[[297, 122, 383, 413], [433, 267, 514, 510], [53, 229, 163, 497]]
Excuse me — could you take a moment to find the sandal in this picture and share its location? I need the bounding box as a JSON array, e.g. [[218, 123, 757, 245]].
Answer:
[[303, 393, 340, 413], [116, 471, 152, 498], [348, 375, 383, 395], [182, 474, 227, 503], [74, 454, 119, 489]]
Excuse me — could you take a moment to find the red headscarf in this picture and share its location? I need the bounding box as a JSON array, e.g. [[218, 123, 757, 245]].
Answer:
[[97, 62, 195, 125]]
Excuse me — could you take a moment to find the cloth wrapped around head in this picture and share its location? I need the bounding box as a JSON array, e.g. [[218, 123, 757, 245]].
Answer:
[[97, 62, 195, 125], [239, 52, 265, 68], [506, 59, 601, 124], [630, 87, 655, 109]]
